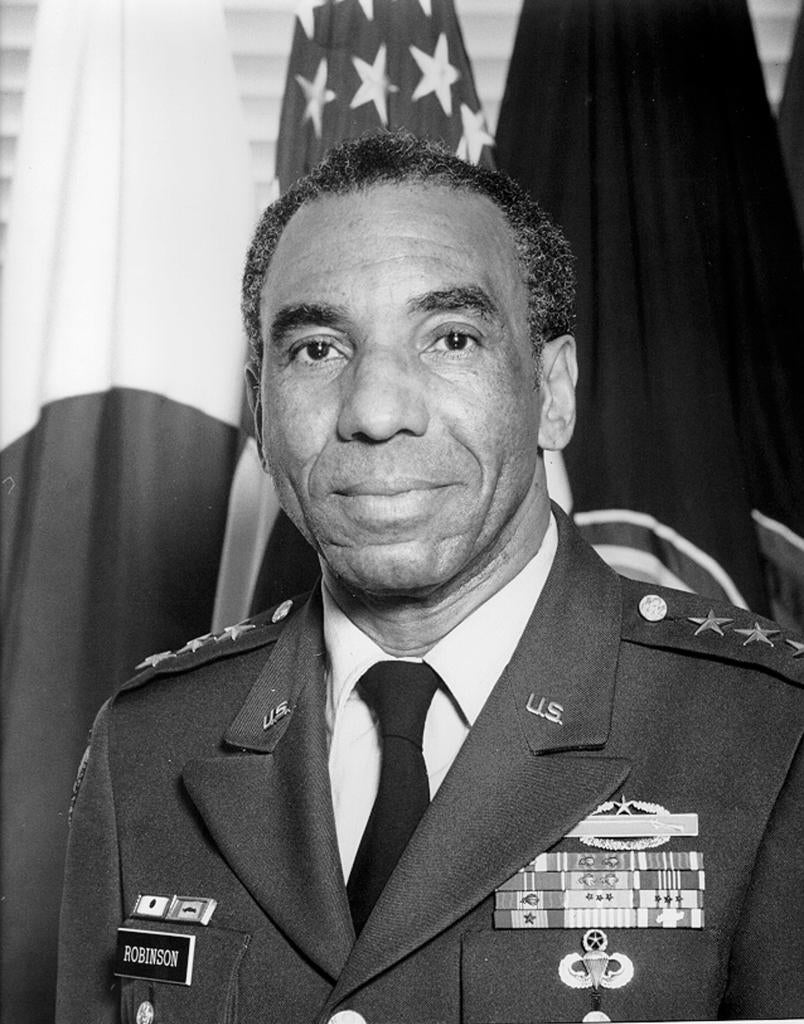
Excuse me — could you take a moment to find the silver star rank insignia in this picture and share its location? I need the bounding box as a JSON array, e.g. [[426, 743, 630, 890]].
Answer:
[[732, 622, 779, 647], [784, 638, 804, 658], [219, 622, 257, 642], [688, 609, 733, 636], [176, 633, 214, 655], [135, 650, 175, 670]]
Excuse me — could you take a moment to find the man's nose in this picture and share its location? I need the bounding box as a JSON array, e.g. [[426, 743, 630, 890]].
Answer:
[[337, 346, 430, 442]]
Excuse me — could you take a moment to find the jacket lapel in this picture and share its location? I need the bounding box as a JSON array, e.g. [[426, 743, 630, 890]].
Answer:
[[182, 591, 354, 980], [183, 512, 632, 997], [331, 510, 631, 1003]]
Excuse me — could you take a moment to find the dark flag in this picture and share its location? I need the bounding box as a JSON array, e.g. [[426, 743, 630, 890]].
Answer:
[[0, 2, 254, 1018], [496, 0, 804, 628], [779, 9, 804, 246], [214, 0, 497, 617]]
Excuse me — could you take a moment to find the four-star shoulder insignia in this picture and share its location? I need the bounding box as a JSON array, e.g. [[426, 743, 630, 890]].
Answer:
[[622, 585, 804, 683], [126, 596, 305, 692]]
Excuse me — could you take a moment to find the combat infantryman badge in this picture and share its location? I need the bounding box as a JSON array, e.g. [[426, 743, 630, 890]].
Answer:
[[559, 928, 634, 1022], [567, 796, 698, 851]]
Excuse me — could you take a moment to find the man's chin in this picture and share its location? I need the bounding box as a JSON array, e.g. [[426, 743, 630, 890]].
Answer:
[[321, 538, 464, 602]]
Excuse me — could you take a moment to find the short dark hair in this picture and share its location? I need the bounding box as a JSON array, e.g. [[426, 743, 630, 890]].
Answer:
[[242, 130, 574, 377]]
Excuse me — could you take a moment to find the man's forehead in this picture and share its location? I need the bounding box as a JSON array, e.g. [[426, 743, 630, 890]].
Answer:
[[276, 180, 515, 254], [258, 182, 529, 342]]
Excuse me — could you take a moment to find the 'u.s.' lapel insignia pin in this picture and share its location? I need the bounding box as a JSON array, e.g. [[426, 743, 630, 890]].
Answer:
[[263, 701, 291, 730], [525, 693, 564, 725]]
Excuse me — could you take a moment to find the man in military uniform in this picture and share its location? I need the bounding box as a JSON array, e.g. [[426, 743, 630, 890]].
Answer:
[[57, 132, 803, 1022]]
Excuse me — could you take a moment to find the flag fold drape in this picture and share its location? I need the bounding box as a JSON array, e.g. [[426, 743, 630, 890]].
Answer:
[[1, 0, 254, 1016], [496, 0, 804, 627]]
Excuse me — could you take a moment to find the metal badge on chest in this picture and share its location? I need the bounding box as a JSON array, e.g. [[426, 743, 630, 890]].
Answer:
[[495, 794, 704, 1021]]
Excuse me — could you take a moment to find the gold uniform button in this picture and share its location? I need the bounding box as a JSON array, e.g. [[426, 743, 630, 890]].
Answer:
[[271, 599, 293, 624], [328, 1012, 367, 1024], [638, 593, 668, 622], [136, 1002, 155, 1024]]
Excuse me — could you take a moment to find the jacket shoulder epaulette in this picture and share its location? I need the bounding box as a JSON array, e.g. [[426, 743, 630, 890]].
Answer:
[[618, 578, 804, 689], [118, 594, 308, 695]]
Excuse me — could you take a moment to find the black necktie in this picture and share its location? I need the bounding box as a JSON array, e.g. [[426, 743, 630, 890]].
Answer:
[[346, 660, 440, 934]]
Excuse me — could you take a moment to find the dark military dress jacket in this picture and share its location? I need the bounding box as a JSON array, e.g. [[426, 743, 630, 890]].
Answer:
[[57, 510, 804, 1023]]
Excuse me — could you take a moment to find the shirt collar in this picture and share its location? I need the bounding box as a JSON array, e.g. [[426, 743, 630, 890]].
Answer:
[[323, 513, 558, 730]]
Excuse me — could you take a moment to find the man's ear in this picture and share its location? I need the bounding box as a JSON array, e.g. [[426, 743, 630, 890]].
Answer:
[[537, 334, 577, 452], [244, 363, 266, 464]]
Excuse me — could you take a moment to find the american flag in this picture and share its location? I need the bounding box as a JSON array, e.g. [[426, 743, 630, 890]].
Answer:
[[276, 0, 495, 192]]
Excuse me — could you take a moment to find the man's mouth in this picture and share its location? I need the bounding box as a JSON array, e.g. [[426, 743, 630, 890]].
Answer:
[[330, 479, 457, 528], [335, 478, 449, 497]]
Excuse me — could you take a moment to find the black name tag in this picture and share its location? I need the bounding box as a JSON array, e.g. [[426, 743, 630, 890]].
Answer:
[[114, 928, 195, 986]]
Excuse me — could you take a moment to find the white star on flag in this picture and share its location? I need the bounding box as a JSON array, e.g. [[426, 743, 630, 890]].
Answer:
[[417, 0, 432, 14], [350, 44, 398, 126], [457, 103, 494, 164], [409, 32, 460, 116], [295, 0, 327, 39], [295, 59, 336, 138]]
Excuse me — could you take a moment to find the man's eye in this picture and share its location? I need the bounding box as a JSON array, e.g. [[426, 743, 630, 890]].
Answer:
[[292, 339, 341, 364], [432, 331, 477, 353]]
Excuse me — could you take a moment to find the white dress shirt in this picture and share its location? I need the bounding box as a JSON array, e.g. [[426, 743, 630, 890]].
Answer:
[[324, 514, 558, 880]]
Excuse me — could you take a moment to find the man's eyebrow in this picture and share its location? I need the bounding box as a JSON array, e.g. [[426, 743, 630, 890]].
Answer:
[[268, 302, 350, 345], [407, 286, 499, 319]]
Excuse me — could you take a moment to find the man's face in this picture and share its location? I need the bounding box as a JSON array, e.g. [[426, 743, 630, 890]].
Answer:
[[256, 183, 563, 599]]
